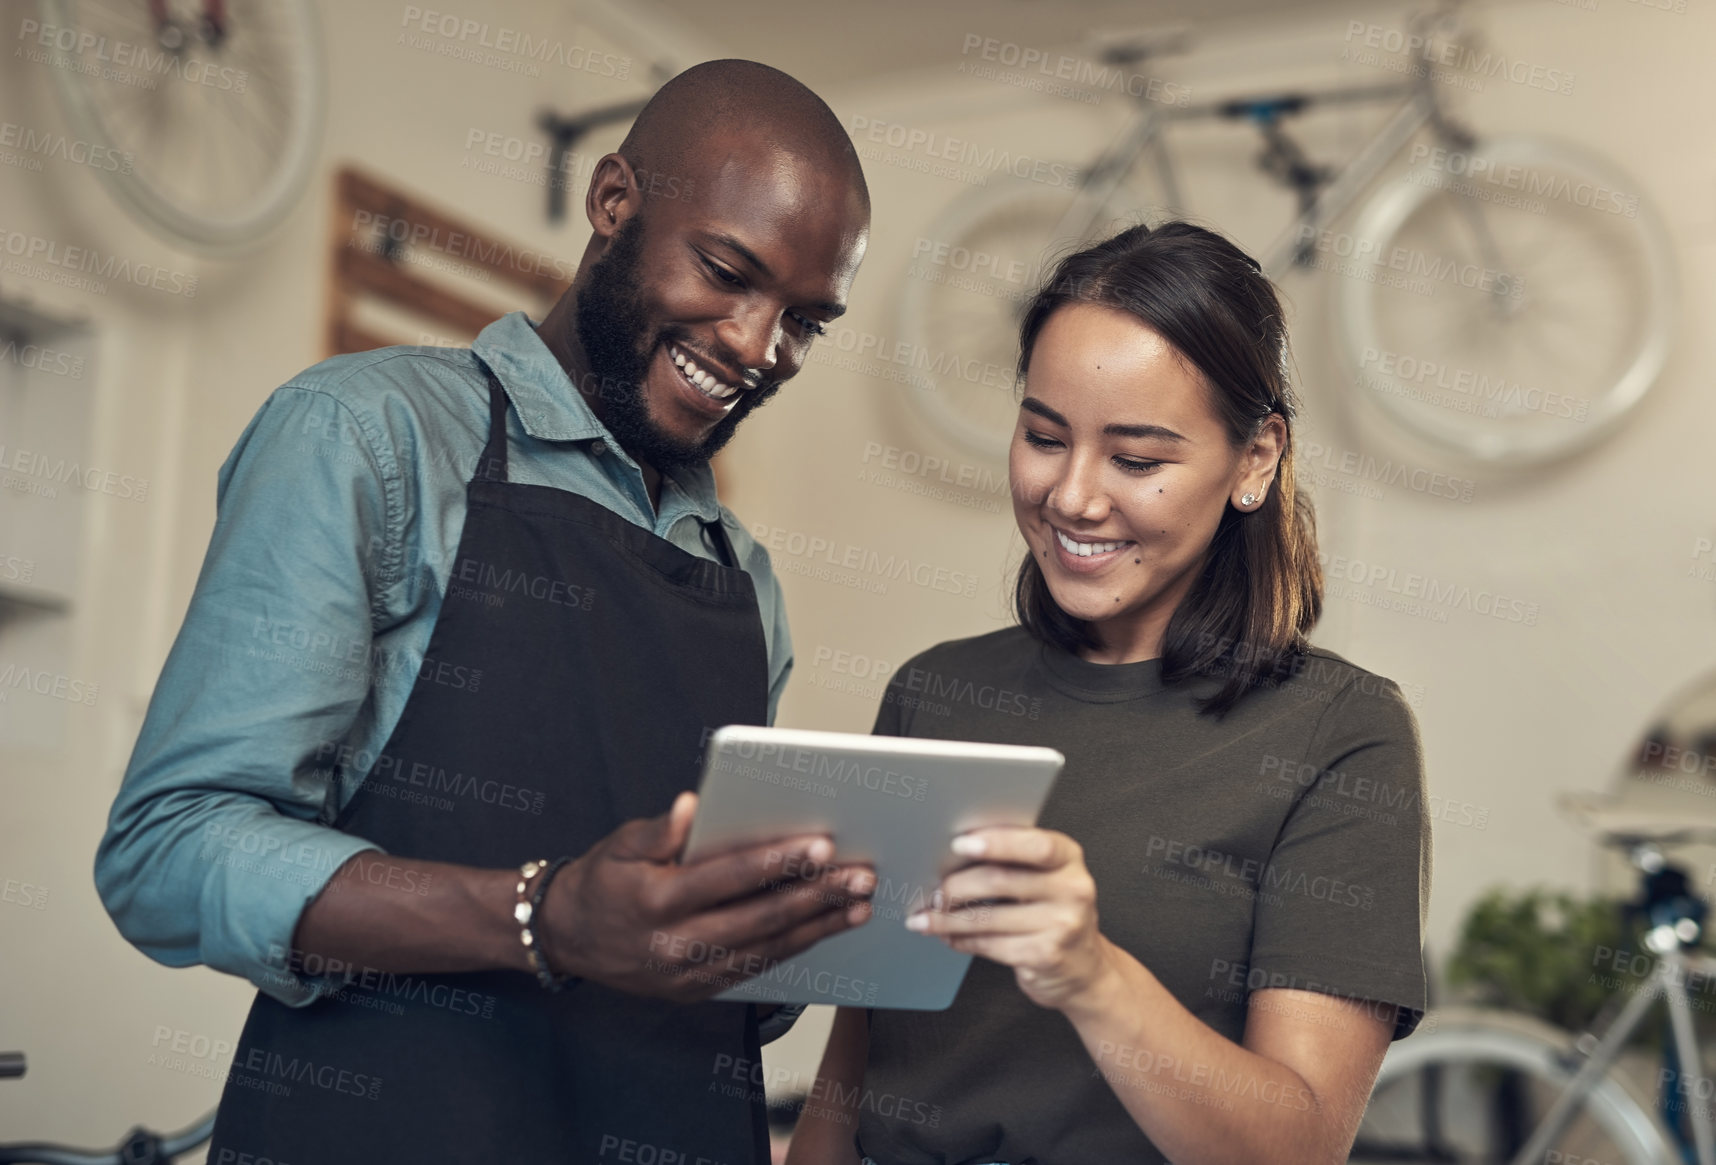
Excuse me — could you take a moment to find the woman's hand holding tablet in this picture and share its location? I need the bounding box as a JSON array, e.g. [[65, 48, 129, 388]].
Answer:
[[906, 826, 1118, 1011], [682, 726, 1064, 1009]]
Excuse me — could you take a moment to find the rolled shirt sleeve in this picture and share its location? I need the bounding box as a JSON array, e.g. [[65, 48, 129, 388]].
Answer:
[[1243, 675, 1433, 1039], [94, 386, 397, 1006]]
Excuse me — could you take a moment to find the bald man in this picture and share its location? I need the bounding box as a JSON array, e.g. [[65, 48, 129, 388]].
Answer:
[[96, 60, 872, 1164]]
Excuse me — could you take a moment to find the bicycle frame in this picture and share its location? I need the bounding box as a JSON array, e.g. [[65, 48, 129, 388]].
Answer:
[[1050, 42, 1480, 280], [1509, 948, 1716, 1165], [537, 99, 650, 223]]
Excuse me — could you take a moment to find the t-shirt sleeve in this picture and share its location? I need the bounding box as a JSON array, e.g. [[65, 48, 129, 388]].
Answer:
[[1244, 674, 1432, 1039], [870, 650, 929, 738], [871, 677, 905, 737]]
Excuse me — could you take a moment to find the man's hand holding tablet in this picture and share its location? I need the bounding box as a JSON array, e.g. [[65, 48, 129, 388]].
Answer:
[[537, 790, 877, 1003]]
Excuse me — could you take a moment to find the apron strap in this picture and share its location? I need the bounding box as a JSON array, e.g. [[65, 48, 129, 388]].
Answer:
[[700, 516, 740, 570]]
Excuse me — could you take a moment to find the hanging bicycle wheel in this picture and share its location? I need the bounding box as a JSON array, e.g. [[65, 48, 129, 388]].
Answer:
[[36, 0, 325, 253], [894, 176, 1146, 462], [1351, 1009, 1677, 1165], [1335, 136, 1675, 467]]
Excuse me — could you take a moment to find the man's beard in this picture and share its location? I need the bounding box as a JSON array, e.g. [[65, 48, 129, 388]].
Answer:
[[573, 216, 781, 473]]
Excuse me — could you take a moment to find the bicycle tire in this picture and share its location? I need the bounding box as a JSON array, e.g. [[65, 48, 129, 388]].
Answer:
[[36, 0, 326, 254], [1351, 1008, 1678, 1165], [1334, 135, 1676, 467], [892, 175, 1146, 462]]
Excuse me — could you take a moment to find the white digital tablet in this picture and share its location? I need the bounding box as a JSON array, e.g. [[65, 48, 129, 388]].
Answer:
[[679, 725, 1064, 1010]]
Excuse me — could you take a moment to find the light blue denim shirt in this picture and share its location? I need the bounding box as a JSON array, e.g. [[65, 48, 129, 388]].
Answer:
[[94, 311, 793, 1007]]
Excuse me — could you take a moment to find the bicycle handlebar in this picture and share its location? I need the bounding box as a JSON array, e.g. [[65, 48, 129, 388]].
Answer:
[[0, 1112, 215, 1165]]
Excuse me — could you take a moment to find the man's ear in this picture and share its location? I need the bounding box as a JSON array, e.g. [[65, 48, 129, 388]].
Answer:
[[586, 153, 641, 241]]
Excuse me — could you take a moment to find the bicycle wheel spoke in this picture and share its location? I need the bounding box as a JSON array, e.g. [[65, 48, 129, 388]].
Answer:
[[209, 78, 287, 161], [76, 0, 158, 37], [221, 36, 302, 94], [92, 78, 169, 154]]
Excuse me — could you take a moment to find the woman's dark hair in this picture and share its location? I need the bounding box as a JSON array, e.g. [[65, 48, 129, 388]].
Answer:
[[1011, 220, 1323, 717]]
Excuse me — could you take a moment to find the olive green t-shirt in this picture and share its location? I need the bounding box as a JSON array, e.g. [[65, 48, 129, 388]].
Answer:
[[856, 627, 1430, 1165]]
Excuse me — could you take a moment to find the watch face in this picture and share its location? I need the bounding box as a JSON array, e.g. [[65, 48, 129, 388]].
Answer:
[[1335, 136, 1675, 467]]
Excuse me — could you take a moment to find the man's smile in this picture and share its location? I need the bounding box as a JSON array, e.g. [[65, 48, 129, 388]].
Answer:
[[668, 341, 742, 399], [653, 340, 741, 422]]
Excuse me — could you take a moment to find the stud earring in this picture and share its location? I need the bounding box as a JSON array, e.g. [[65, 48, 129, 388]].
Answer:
[[1241, 492, 1258, 507]]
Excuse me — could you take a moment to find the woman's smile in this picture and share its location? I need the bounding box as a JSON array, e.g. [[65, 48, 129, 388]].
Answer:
[[1048, 525, 1137, 573]]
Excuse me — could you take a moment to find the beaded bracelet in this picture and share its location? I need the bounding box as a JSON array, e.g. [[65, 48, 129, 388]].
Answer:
[[514, 857, 577, 992]]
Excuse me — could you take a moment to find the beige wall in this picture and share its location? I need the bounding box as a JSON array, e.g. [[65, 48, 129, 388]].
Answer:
[[746, 0, 1716, 1079], [1, 0, 1712, 1145]]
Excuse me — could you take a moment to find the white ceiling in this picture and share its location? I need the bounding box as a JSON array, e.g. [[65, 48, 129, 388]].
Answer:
[[639, 0, 1377, 87]]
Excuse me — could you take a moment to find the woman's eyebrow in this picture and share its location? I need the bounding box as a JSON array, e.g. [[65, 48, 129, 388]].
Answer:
[[1021, 397, 1186, 443], [1020, 396, 1067, 425], [1103, 421, 1187, 443]]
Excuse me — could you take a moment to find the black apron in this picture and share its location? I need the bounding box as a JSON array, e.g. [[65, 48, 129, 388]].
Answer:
[[209, 366, 773, 1164]]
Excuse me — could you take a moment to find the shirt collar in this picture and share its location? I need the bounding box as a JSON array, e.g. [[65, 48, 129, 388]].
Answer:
[[471, 311, 723, 524]]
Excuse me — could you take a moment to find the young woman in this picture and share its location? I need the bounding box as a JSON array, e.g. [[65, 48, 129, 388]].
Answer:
[[787, 221, 1429, 1165]]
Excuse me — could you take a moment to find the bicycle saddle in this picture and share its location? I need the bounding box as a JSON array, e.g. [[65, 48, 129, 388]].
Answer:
[[1085, 24, 1193, 65], [1560, 790, 1716, 847]]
